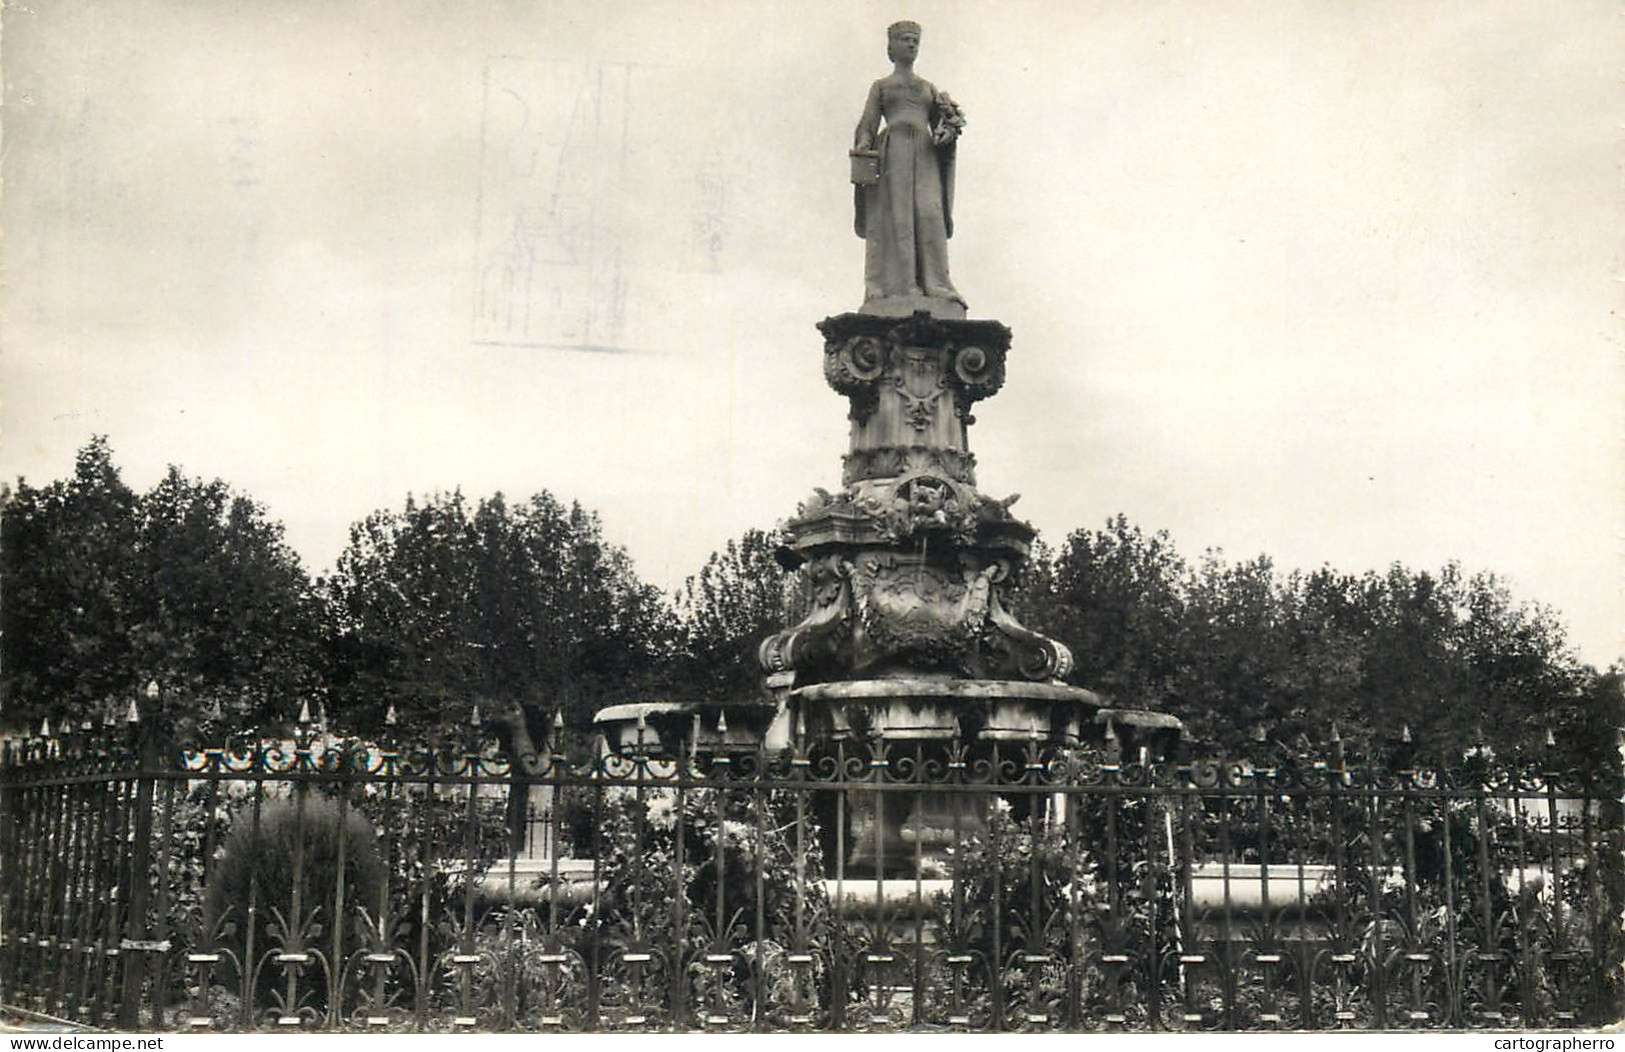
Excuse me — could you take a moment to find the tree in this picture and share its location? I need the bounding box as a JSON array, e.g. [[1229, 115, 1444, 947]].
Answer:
[[1019, 514, 1187, 711], [1, 437, 322, 735], [1560, 664, 1623, 778], [1020, 514, 1609, 766], [1272, 566, 1368, 746], [1169, 552, 1296, 753], [674, 528, 799, 705], [321, 489, 674, 745], [322, 490, 675, 850]]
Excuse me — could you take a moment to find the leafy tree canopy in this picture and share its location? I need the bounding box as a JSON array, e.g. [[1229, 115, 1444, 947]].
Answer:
[[1019, 514, 1617, 767], [1, 437, 322, 734], [673, 527, 799, 706], [5, 442, 1613, 774], [321, 489, 675, 745]]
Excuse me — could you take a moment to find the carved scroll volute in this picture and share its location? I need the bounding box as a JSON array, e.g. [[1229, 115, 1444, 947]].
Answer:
[[824, 335, 889, 422], [948, 342, 1006, 423], [983, 588, 1075, 682], [757, 556, 854, 676]]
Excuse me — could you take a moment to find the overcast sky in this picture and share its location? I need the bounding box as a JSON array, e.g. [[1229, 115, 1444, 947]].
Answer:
[[4, 1, 1621, 666]]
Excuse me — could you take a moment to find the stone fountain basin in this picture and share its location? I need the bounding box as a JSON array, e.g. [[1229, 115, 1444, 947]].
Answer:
[[595, 699, 776, 756], [790, 677, 1108, 744]]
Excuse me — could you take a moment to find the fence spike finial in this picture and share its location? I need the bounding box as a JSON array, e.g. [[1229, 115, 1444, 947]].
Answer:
[[385, 703, 399, 726], [298, 699, 312, 725], [1401, 723, 1412, 743], [145, 679, 160, 701], [40, 718, 51, 738], [1329, 721, 1341, 743], [553, 709, 565, 730], [1544, 726, 1556, 748], [717, 710, 728, 734], [126, 698, 141, 724], [471, 703, 482, 726]]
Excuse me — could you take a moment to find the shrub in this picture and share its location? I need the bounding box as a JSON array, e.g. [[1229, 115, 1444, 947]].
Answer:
[[201, 792, 386, 1020]]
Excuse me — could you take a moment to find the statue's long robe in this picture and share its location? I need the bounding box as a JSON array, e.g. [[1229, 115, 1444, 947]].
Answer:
[[854, 75, 962, 308]]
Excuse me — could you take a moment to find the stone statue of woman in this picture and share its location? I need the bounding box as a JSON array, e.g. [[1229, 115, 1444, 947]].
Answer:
[[853, 21, 967, 318]]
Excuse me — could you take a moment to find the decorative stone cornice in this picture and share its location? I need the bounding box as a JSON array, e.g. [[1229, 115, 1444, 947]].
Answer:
[[842, 445, 977, 486], [785, 473, 1035, 558], [819, 312, 1010, 426]]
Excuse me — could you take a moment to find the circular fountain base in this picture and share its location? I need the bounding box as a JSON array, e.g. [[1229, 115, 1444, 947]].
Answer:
[[788, 677, 1183, 877], [790, 676, 1180, 751]]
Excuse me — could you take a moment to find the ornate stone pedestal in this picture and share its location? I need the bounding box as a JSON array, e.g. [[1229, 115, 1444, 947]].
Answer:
[[758, 311, 1184, 878], [760, 313, 1068, 686]]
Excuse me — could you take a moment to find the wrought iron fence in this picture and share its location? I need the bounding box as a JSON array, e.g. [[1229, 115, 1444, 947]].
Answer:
[[1, 724, 1619, 1032]]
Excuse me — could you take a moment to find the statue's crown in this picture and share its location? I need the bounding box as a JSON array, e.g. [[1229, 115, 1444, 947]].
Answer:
[[887, 20, 922, 38]]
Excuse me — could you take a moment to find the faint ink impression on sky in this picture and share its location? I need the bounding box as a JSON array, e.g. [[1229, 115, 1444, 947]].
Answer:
[[472, 57, 739, 354]]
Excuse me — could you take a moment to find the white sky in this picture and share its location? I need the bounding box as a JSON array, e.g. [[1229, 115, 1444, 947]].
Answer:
[[4, 1, 1622, 666]]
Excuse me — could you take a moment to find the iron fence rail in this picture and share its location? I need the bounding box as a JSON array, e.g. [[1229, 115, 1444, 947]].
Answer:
[[1, 730, 1619, 1032]]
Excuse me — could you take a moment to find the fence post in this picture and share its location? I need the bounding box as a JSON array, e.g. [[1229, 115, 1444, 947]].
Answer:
[[0, 740, 14, 1010], [118, 707, 161, 1029]]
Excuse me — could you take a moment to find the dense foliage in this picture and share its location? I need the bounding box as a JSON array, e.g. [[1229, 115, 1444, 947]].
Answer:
[[0, 437, 323, 732], [1016, 515, 1620, 767], [199, 795, 387, 1011], [4, 442, 1616, 767], [320, 489, 674, 746], [672, 528, 799, 707]]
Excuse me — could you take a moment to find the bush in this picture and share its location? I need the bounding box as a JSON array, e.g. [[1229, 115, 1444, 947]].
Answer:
[[201, 792, 386, 1020]]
